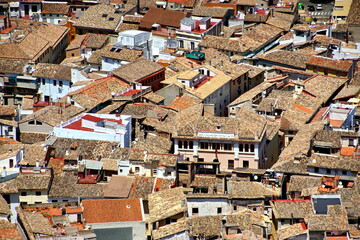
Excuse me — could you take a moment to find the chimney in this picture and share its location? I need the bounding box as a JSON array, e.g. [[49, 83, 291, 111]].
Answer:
[[36, 159, 39, 167], [2, 166, 6, 178]]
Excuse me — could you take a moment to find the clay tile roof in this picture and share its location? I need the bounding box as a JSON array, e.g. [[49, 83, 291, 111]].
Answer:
[[42, 3, 70, 15], [0, 105, 17, 117], [266, 11, 295, 31], [306, 56, 353, 72], [189, 215, 222, 237], [103, 175, 134, 198], [129, 175, 155, 199], [74, 4, 123, 31], [0, 59, 29, 74], [168, 93, 202, 111], [0, 220, 22, 240], [123, 15, 143, 23], [82, 199, 143, 223], [307, 205, 349, 231], [112, 57, 164, 83], [226, 209, 267, 230], [101, 45, 143, 61], [0, 195, 11, 215], [0, 44, 30, 60], [287, 175, 322, 193], [313, 35, 342, 46], [20, 144, 49, 166], [126, 0, 157, 8], [168, 0, 195, 6], [49, 172, 105, 198], [152, 220, 189, 240], [230, 180, 281, 198], [240, 24, 283, 52], [116, 22, 139, 32], [149, 187, 187, 222], [83, 33, 109, 49], [277, 223, 307, 240], [200, 35, 247, 53], [143, 92, 165, 104], [32, 63, 72, 81], [139, 8, 187, 29], [347, 0, 360, 25], [271, 200, 313, 219], [306, 154, 360, 171], [258, 50, 312, 70], [65, 76, 129, 110], [0, 143, 23, 160], [192, 6, 232, 18], [17, 208, 56, 238], [19, 105, 84, 126]]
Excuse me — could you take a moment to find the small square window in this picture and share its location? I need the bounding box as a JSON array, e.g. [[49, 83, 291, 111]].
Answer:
[[21, 192, 27, 196], [326, 169, 331, 174], [217, 207, 222, 214], [342, 170, 347, 175], [192, 208, 199, 215], [36, 191, 41, 196], [135, 167, 140, 172], [314, 167, 319, 173]]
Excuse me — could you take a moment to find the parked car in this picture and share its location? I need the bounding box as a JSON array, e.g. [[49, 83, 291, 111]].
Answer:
[[316, 4, 323, 10], [308, 5, 315, 11]]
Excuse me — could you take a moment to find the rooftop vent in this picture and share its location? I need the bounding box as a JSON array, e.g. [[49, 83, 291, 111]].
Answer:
[[102, 13, 108, 17]]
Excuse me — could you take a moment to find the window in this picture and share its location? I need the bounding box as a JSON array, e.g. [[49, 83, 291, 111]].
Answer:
[[250, 144, 255, 152], [59, 81, 63, 87], [178, 140, 182, 149], [189, 141, 193, 149], [184, 141, 188, 149], [36, 191, 41, 196], [36, 121, 42, 125], [233, 205, 237, 211], [190, 42, 195, 50], [29, 120, 35, 125], [239, 144, 243, 152], [342, 170, 347, 175], [326, 169, 331, 174], [349, 139, 354, 147], [223, 143, 233, 151], [243, 160, 249, 168], [42, 78, 45, 85], [192, 208, 199, 215], [9, 159, 14, 168], [52, 200, 58, 203], [314, 167, 319, 173], [53, 80, 57, 86], [21, 192, 27, 196], [198, 158, 204, 162], [228, 160, 234, 169], [217, 207, 222, 214], [135, 167, 140, 172], [179, 40, 184, 49], [31, 5, 37, 12], [245, 144, 249, 152]]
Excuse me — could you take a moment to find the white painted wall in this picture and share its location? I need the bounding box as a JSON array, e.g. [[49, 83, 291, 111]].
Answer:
[[187, 198, 232, 216], [38, 77, 71, 102]]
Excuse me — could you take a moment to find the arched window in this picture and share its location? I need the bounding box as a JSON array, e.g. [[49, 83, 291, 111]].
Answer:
[[250, 144, 255, 152], [178, 140, 183, 149], [239, 144, 243, 152], [245, 144, 249, 152], [189, 141, 193, 149], [184, 141, 188, 149]]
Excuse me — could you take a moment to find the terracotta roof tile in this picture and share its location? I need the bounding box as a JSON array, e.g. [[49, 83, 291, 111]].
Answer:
[[82, 199, 143, 223], [306, 56, 353, 72], [112, 57, 164, 83], [42, 3, 70, 15], [138, 7, 187, 29]]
